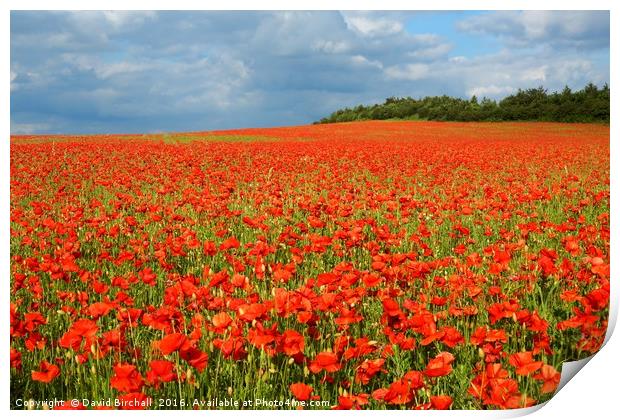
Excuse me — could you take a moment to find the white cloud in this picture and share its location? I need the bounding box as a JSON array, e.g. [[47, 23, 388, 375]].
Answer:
[[467, 85, 516, 98], [444, 52, 605, 99], [67, 10, 157, 33], [520, 11, 553, 39], [61, 54, 143, 79], [341, 12, 404, 37], [458, 11, 609, 50], [312, 40, 350, 54], [10, 70, 18, 91], [101, 11, 157, 28], [384, 63, 429, 81], [408, 43, 452, 60], [350, 55, 383, 69], [410, 33, 441, 44], [551, 60, 597, 85], [97, 62, 151, 79], [521, 65, 548, 82], [11, 123, 51, 134]]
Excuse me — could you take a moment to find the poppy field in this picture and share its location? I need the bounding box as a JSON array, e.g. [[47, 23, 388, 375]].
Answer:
[[10, 121, 610, 410]]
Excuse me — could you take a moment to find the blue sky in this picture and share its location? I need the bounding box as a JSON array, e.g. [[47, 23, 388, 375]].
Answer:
[[405, 12, 502, 57], [10, 11, 610, 134]]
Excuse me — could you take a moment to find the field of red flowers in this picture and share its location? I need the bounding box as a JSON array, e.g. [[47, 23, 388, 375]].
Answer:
[[10, 121, 609, 410]]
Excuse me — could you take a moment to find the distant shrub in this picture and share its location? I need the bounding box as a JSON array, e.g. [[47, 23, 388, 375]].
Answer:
[[317, 83, 610, 124]]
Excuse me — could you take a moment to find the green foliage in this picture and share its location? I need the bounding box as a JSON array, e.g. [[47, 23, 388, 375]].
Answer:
[[316, 83, 610, 124]]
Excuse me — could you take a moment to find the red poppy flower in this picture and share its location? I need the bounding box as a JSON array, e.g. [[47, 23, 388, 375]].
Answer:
[[179, 346, 209, 372], [430, 395, 453, 410], [382, 298, 402, 317], [220, 237, 240, 251], [10, 348, 21, 369], [290, 383, 313, 401], [248, 323, 278, 348], [280, 329, 305, 356], [158, 333, 190, 355], [110, 363, 144, 393], [31, 360, 60, 383], [424, 352, 455, 377], [88, 302, 113, 318], [212, 312, 233, 331], [215, 336, 248, 360], [383, 379, 412, 405], [309, 351, 341, 373], [508, 351, 543, 375], [237, 303, 267, 322], [533, 364, 561, 393], [23, 312, 46, 332], [203, 240, 217, 256], [355, 358, 385, 384], [146, 360, 177, 386], [59, 319, 98, 350], [335, 394, 370, 410]]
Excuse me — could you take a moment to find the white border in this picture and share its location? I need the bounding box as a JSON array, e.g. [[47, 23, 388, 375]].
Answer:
[[3, 2, 617, 419]]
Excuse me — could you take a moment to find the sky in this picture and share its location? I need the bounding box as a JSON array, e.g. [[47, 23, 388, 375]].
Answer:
[[10, 10, 610, 134]]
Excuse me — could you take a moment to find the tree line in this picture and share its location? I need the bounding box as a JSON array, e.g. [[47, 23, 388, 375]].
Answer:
[[316, 83, 610, 124]]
